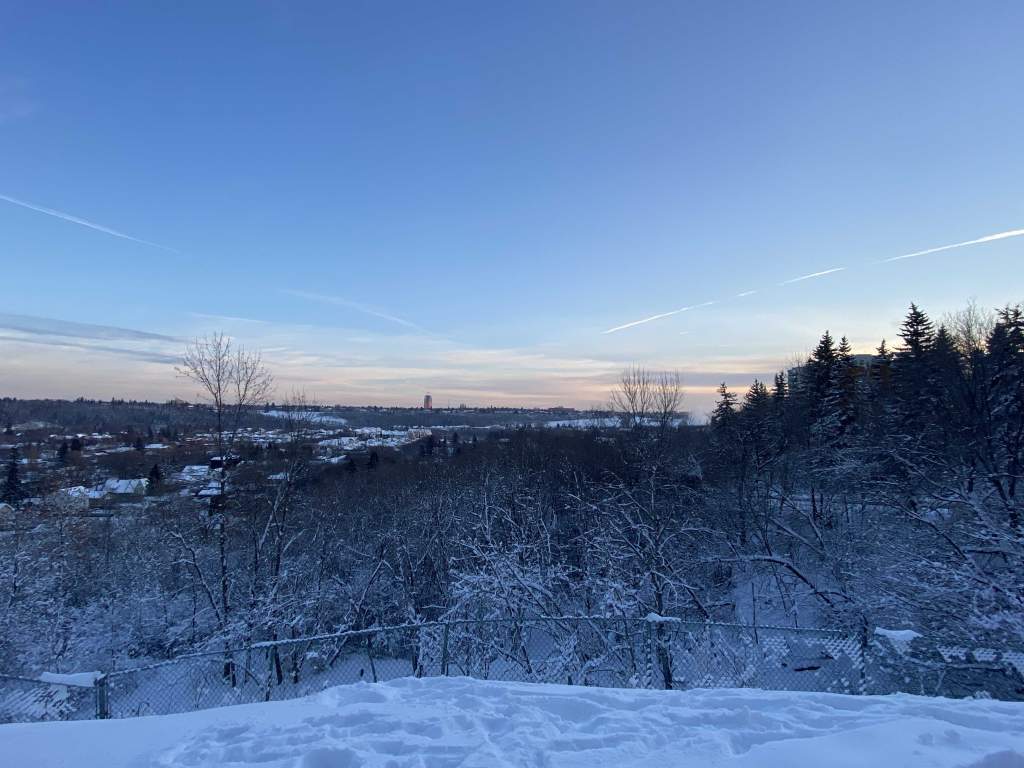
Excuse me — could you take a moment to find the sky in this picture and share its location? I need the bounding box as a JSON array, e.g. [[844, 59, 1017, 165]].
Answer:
[[1, 1, 1023, 416]]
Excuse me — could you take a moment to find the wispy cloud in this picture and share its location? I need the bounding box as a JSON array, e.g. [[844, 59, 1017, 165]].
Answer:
[[0, 334, 179, 364], [736, 290, 758, 298], [187, 311, 270, 326], [880, 227, 1024, 263], [779, 267, 846, 285], [283, 289, 430, 334], [0, 313, 179, 343], [0, 313, 181, 366], [0, 194, 179, 253]]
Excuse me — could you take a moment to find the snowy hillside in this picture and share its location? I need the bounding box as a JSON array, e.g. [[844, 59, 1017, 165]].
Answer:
[[5, 677, 1023, 768]]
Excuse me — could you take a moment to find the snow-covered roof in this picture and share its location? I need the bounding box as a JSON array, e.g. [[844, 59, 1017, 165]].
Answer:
[[176, 465, 211, 481], [317, 437, 359, 448], [102, 478, 148, 494]]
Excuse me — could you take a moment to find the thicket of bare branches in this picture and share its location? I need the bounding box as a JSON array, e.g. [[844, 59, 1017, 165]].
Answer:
[[2, 302, 1022, 697]]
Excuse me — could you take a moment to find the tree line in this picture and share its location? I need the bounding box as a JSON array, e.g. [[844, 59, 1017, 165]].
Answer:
[[0, 305, 1020, 683]]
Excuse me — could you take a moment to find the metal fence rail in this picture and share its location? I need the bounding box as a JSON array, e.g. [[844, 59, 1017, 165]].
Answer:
[[2, 617, 1020, 724]]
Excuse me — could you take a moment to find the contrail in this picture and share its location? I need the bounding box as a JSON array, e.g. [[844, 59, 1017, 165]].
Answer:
[[602, 301, 715, 335], [283, 289, 428, 333], [599, 226, 1023, 337], [881, 227, 1024, 263], [779, 267, 845, 285], [0, 193, 179, 253]]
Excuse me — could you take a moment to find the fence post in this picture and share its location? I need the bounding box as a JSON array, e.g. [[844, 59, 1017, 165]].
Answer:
[[646, 619, 656, 689], [94, 674, 110, 719], [441, 622, 450, 677], [858, 622, 870, 696]]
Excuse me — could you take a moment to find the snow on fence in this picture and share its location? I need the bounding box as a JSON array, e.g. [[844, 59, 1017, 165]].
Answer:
[[0, 672, 102, 722], [2, 617, 1020, 724]]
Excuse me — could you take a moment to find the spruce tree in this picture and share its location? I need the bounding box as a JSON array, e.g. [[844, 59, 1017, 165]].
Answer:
[[891, 304, 936, 433], [710, 383, 738, 428], [897, 303, 935, 358], [2, 448, 24, 505], [987, 305, 1024, 529], [862, 339, 893, 433], [740, 380, 772, 461], [770, 371, 790, 450], [804, 331, 838, 424], [818, 335, 858, 445], [708, 383, 743, 479], [930, 325, 963, 421]]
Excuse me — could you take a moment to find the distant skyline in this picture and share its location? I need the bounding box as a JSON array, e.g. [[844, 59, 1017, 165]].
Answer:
[[2, 2, 1022, 415]]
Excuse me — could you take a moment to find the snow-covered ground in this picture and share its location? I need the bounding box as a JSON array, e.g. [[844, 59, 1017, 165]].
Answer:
[[5, 677, 1023, 768]]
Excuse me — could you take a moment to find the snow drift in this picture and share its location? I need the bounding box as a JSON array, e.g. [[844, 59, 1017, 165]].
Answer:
[[4, 677, 1024, 767]]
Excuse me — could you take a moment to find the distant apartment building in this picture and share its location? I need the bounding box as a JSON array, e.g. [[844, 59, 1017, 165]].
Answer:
[[423, 393, 433, 410]]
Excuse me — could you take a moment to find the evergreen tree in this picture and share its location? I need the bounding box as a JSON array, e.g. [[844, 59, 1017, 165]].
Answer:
[[57, 441, 69, 463], [707, 383, 742, 477], [929, 324, 964, 423], [710, 383, 738, 428], [987, 305, 1024, 528], [872, 339, 893, 390], [740, 380, 773, 463], [805, 331, 838, 418], [897, 303, 935, 358], [769, 371, 791, 450], [861, 339, 893, 434], [891, 304, 936, 432], [2, 448, 24, 505], [817, 336, 858, 444], [148, 463, 162, 488]]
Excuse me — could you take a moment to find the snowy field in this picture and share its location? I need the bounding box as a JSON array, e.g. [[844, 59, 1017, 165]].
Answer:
[[5, 677, 1024, 768]]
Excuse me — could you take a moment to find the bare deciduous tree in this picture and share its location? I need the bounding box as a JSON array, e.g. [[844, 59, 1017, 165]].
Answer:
[[178, 332, 274, 463], [943, 299, 996, 360], [176, 332, 273, 683], [610, 367, 684, 430]]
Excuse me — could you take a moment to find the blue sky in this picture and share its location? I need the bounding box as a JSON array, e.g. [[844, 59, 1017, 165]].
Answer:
[[1, 1, 1022, 414]]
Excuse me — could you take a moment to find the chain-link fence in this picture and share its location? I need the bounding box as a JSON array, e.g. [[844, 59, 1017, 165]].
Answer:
[[0, 673, 101, 723], [3, 617, 1021, 724]]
